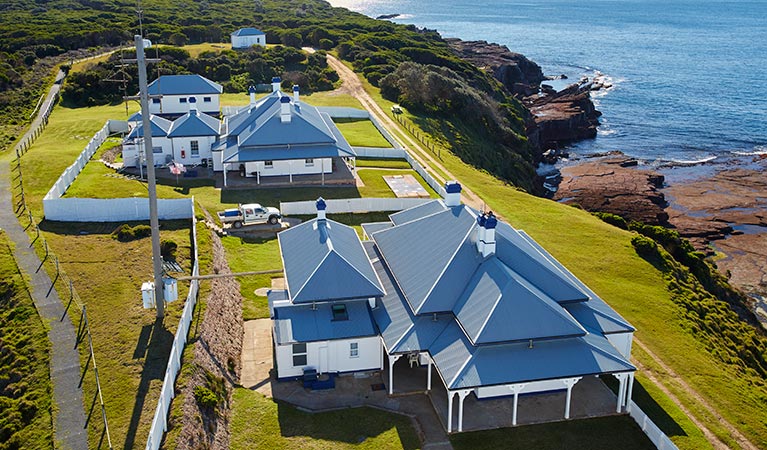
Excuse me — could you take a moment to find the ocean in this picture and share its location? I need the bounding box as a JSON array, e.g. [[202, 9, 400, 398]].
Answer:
[[327, 0, 767, 164]]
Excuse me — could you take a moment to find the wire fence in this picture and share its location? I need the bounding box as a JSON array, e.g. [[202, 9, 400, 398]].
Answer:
[[14, 88, 58, 156], [11, 153, 113, 449]]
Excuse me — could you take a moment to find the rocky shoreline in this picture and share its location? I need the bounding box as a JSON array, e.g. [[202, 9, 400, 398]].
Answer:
[[554, 153, 767, 327], [446, 38, 604, 151]]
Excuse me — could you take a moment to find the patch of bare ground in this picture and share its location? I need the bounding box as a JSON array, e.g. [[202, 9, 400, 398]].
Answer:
[[175, 229, 244, 449]]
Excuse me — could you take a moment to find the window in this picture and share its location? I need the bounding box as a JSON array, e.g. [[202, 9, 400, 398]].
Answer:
[[332, 304, 348, 321], [264, 160, 273, 168], [152, 146, 163, 154], [292, 343, 307, 366], [305, 158, 314, 167], [179, 98, 187, 103], [152, 98, 160, 104], [203, 97, 212, 103], [350, 342, 359, 358], [190, 140, 199, 157]]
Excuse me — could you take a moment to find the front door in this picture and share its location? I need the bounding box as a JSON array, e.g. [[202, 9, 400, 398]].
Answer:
[[318, 345, 329, 374]]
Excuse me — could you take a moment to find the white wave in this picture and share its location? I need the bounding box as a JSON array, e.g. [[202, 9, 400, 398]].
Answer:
[[731, 146, 767, 156], [663, 155, 718, 165], [598, 128, 617, 136]]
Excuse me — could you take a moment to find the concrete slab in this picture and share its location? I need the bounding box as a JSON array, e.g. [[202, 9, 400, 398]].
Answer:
[[240, 319, 274, 396], [384, 174, 430, 198]]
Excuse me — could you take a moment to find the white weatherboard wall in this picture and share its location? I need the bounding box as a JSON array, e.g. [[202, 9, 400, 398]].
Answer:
[[244, 158, 332, 177], [475, 378, 572, 399], [275, 335, 382, 379], [280, 198, 432, 215], [150, 95, 220, 116]]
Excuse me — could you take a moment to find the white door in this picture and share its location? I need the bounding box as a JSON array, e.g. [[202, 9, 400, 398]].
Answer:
[[318, 345, 329, 374]]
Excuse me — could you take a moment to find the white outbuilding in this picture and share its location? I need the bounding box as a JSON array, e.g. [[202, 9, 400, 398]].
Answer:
[[231, 28, 267, 49]]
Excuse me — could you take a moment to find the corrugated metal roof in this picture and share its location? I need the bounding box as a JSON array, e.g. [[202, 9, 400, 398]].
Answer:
[[146, 75, 223, 95], [361, 222, 392, 238], [273, 300, 377, 344], [373, 206, 478, 314], [232, 27, 265, 36], [388, 199, 446, 225], [238, 109, 337, 148], [168, 110, 220, 137], [495, 222, 589, 303], [516, 230, 634, 334], [278, 218, 384, 303], [125, 115, 173, 140]]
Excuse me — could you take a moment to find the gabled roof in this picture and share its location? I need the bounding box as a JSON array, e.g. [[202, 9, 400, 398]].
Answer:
[[232, 27, 265, 37], [125, 115, 173, 140], [168, 110, 220, 138], [279, 218, 385, 304], [372, 205, 480, 314], [389, 200, 447, 225], [146, 75, 223, 96]]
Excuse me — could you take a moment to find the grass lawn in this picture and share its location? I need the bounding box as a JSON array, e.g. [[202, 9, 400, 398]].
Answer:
[[230, 388, 420, 450], [355, 159, 411, 169], [38, 219, 193, 449], [333, 119, 392, 148], [357, 169, 438, 198], [220, 91, 362, 109], [451, 416, 654, 450], [0, 231, 53, 450], [356, 74, 767, 448], [220, 235, 282, 321]]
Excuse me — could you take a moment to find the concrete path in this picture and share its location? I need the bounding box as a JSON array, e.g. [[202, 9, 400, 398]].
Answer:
[[14, 69, 65, 154], [0, 160, 88, 450]]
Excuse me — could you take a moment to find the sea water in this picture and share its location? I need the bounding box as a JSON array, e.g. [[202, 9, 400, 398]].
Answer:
[[327, 0, 767, 164]]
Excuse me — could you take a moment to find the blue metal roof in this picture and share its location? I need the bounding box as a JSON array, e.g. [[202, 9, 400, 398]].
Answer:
[[146, 75, 223, 96], [495, 222, 589, 304], [168, 110, 220, 137], [218, 92, 356, 163], [361, 222, 392, 238], [278, 218, 385, 303], [273, 300, 377, 344], [125, 115, 173, 140], [452, 257, 585, 345], [388, 199, 447, 225], [232, 27, 265, 37], [372, 206, 479, 314], [128, 111, 143, 122]]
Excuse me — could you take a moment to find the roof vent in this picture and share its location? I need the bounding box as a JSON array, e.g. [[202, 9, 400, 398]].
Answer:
[[444, 180, 462, 207], [316, 197, 327, 221], [272, 76, 281, 93]]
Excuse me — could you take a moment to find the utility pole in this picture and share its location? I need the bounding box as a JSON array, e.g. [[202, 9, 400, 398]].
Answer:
[[134, 34, 165, 318]]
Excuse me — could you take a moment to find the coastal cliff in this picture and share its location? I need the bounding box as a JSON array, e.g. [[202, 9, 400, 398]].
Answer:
[[447, 38, 601, 149]]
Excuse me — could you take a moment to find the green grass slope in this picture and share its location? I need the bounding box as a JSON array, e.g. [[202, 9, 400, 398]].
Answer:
[[0, 231, 53, 450]]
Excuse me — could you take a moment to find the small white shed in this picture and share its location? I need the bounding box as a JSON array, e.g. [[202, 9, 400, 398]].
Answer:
[[231, 28, 266, 49]]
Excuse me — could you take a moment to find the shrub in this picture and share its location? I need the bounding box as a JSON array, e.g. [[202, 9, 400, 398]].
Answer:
[[160, 239, 178, 259], [112, 224, 152, 242], [594, 212, 628, 229], [193, 386, 218, 409]]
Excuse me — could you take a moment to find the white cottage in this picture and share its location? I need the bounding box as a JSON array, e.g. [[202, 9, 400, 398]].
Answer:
[[146, 74, 222, 118], [272, 183, 638, 433], [231, 28, 267, 49]]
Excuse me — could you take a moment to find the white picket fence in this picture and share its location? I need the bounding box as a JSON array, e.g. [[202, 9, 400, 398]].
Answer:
[[44, 122, 110, 201], [629, 401, 679, 450], [145, 207, 200, 450]]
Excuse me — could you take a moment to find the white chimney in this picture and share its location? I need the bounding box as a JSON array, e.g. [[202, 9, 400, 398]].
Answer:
[[316, 197, 327, 221], [444, 180, 462, 207], [481, 212, 498, 257], [248, 85, 256, 105], [188, 96, 197, 113], [476, 213, 486, 254], [293, 84, 300, 103], [272, 76, 281, 93], [280, 96, 291, 123]]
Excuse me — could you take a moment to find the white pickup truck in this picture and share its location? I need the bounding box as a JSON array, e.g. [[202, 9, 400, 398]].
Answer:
[[217, 203, 282, 228]]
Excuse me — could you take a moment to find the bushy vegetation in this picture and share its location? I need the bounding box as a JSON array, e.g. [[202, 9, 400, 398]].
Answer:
[[629, 231, 767, 381], [111, 223, 152, 241], [0, 232, 52, 450], [62, 45, 338, 107]]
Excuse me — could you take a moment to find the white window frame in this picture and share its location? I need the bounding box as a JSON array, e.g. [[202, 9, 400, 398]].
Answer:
[[190, 140, 200, 157], [203, 96, 212, 103], [292, 343, 307, 367], [152, 146, 163, 154], [305, 158, 314, 167], [179, 97, 187, 104], [350, 342, 359, 358], [264, 160, 274, 169]]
